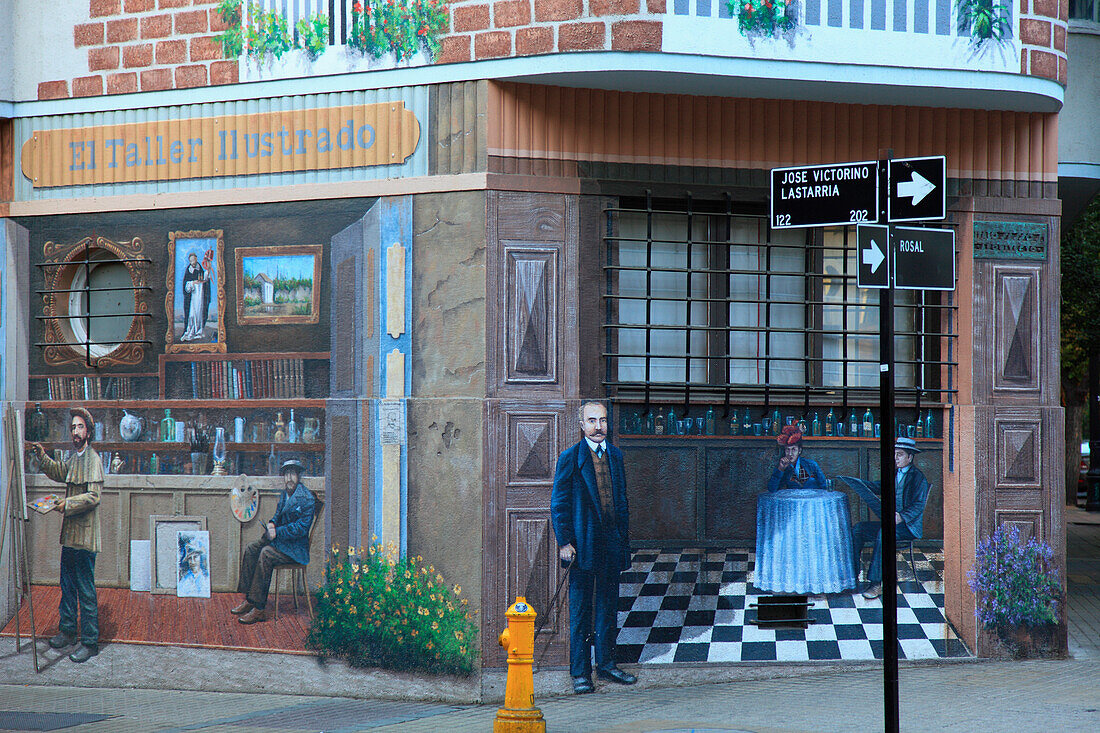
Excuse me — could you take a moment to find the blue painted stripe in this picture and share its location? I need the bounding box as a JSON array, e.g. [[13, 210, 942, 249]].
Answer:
[[674, 0, 690, 13], [828, 0, 843, 26], [719, 0, 733, 19], [697, 0, 713, 17], [936, 0, 951, 35], [805, 0, 821, 25], [894, 0, 907, 31], [915, 0, 929, 34], [871, 0, 886, 30], [851, 0, 865, 29]]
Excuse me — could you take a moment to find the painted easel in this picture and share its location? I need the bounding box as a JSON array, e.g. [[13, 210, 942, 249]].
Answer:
[[2, 403, 39, 672]]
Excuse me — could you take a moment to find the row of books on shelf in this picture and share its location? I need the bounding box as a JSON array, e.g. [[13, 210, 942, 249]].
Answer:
[[42, 375, 138, 401], [188, 358, 308, 399]]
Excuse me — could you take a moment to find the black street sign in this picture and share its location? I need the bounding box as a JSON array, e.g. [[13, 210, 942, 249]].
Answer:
[[888, 155, 946, 222], [892, 226, 956, 290], [771, 161, 879, 229], [857, 224, 890, 289]]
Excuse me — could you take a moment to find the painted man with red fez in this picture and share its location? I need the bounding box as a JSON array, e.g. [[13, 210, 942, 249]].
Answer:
[[29, 407, 103, 663]]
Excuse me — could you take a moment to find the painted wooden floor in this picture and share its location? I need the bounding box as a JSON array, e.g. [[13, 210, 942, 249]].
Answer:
[[1, 586, 312, 654]]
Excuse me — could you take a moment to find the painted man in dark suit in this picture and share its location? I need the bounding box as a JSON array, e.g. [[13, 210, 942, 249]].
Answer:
[[551, 401, 637, 694], [850, 436, 931, 599], [232, 459, 316, 623]]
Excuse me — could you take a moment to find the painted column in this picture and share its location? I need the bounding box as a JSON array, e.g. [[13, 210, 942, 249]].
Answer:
[[372, 197, 412, 556]]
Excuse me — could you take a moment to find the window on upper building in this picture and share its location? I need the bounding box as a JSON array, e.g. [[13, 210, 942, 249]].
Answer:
[[1070, 0, 1100, 22], [603, 194, 957, 407]]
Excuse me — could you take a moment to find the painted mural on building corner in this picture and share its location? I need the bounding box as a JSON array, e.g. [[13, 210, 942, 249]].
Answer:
[[3, 197, 478, 677]]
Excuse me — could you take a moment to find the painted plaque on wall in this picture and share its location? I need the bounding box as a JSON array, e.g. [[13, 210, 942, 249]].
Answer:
[[974, 221, 1048, 261]]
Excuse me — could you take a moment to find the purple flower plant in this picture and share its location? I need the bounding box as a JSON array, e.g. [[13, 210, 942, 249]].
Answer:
[[967, 524, 1061, 627]]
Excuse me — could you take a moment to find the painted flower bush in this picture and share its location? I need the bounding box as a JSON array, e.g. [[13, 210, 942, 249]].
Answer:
[[348, 0, 449, 62], [967, 524, 1061, 628], [307, 542, 479, 676], [729, 0, 798, 38], [216, 0, 449, 64]]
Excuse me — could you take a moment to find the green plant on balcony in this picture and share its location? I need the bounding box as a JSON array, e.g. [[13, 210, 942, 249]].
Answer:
[[955, 0, 1012, 44], [347, 0, 449, 62], [297, 14, 331, 61], [216, 1, 332, 63], [728, 0, 798, 38]]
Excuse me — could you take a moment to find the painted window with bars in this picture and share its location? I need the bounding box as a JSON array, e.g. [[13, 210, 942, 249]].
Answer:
[[603, 194, 957, 406]]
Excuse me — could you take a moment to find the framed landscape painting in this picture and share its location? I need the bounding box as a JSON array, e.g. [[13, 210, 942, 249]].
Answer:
[[235, 245, 322, 325]]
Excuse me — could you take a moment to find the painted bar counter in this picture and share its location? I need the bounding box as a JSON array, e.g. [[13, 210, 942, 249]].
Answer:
[[23, 473, 325, 593]]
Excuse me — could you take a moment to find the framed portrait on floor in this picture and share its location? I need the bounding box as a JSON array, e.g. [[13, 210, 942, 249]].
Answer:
[[166, 230, 226, 353], [234, 245, 322, 326], [149, 515, 207, 594], [176, 530, 211, 598]]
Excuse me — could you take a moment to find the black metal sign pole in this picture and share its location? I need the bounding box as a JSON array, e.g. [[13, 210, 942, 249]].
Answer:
[[878, 153, 900, 733]]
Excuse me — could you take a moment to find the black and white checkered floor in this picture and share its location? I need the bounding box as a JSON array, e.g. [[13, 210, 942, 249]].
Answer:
[[615, 548, 971, 664]]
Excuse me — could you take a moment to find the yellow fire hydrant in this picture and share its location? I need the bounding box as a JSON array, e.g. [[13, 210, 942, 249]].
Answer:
[[493, 596, 546, 733]]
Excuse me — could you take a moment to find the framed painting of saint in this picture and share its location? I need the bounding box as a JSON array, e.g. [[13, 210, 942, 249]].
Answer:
[[166, 230, 227, 353]]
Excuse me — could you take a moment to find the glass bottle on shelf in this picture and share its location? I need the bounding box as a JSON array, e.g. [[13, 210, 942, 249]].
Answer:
[[620, 410, 631, 436], [741, 408, 752, 436], [273, 412, 287, 442], [825, 407, 835, 436], [267, 443, 279, 475], [654, 414, 665, 435], [848, 409, 859, 437], [797, 416, 809, 434], [26, 403, 49, 442], [811, 412, 821, 437], [924, 409, 936, 439], [728, 411, 739, 436], [915, 417, 924, 438], [212, 427, 227, 475], [150, 453, 159, 475], [160, 409, 176, 442], [666, 406, 678, 435], [862, 407, 874, 436], [288, 409, 299, 444], [771, 409, 781, 436], [645, 409, 655, 435], [705, 406, 715, 435]]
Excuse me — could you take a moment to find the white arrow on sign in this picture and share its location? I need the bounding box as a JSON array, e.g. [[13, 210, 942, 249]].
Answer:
[[862, 237, 885, 273], [896, 171, 936, 205]]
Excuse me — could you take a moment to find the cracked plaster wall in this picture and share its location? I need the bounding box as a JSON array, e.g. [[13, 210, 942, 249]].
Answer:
[[406, 190, 486, 616]]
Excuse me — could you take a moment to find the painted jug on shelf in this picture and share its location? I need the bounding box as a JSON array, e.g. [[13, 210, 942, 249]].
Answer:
[[301, 417, 320, 443], [119, 410, 144, 442], [234, 416, 246, 444], [25, 403, 49, 442]]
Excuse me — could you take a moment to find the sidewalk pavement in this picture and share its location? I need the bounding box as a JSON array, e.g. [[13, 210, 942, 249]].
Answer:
[[2, 658, 1099, 732]]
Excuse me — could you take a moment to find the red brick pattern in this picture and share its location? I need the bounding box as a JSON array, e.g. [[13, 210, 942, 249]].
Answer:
[[494, 0, 531, 27], [611, 19, 660, 51], [44, 0, 235, 98], [1019, 0, 1069, 88], [475, 30, 513, 58], [591, 0, 641, 16], [516, 26, 554, 55]]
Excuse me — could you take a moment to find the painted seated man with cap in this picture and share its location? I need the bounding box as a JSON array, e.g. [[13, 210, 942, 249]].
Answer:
[[767, 425, 828, 492], [233, 459, 316, 623], [849, 436, 931, 599]]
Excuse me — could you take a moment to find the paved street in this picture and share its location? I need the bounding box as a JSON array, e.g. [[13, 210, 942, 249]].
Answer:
[[2, 659, 1100, 732]]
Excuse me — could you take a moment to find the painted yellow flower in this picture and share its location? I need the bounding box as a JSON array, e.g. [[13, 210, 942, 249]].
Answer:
[[431, 621, 439, 630], [426, 641, 434, 650], [435, 574, 443, 584], [405, 584, 412, 592], [455, 631, 464, 641], [437, 608, 445, 618], [461, 599, 468, 606], [350, 606, 357, 614], [453, 584, 461, 595], [349, 546, 357, 556], [410, 629, 418, 637], [335, 587, 343, 594], [460, 646, 467, 655]]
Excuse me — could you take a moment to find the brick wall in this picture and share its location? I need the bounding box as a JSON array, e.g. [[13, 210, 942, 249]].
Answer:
[[1019, 0, 1069, 85], [38, 0, 237, 100], [438, 0, 664, 64]]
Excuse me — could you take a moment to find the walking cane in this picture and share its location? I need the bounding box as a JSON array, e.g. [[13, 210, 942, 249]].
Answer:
[[532, 556, 574, 673]]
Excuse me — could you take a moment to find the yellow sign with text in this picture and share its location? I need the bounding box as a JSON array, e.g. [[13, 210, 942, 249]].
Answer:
[[20, 102, 420, 188]]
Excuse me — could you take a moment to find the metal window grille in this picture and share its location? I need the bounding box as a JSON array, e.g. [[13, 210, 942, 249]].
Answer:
[[36, 244, 153, 368], [602, 192, 958, 414]]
